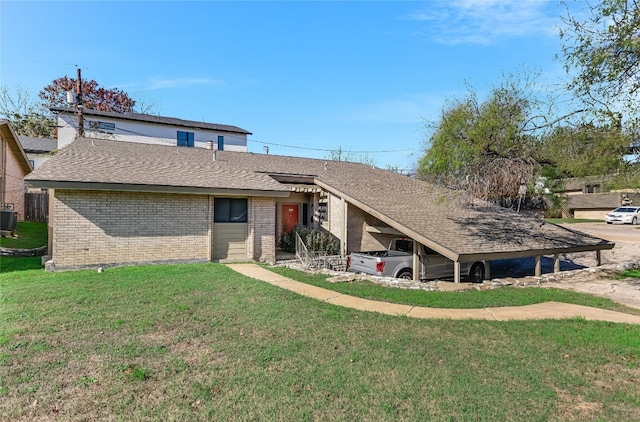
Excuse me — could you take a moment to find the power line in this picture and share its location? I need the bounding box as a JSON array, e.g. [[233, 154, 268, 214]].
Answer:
[[62, 117, 421, 155], [246, 138, 418, 154]]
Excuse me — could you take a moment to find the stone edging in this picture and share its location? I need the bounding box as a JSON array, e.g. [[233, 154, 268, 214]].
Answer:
[[275, 260, 640, 293], [0, 246, 48, 258]]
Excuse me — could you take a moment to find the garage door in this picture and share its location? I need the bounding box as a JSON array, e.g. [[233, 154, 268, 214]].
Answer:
[[213, 223, 248, 261]]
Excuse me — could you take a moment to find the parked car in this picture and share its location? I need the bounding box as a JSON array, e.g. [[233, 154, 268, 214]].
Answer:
[[604, 206, 640, 225], [347, 238, 485, 283]]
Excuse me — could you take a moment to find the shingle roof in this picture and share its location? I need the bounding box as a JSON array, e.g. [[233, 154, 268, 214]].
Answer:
[[0, 121, 32, 174], [50, 107, 252, 135], [568, 193, 621, 209], [25, 138, 613, 261], [17, 135, 57, 153]]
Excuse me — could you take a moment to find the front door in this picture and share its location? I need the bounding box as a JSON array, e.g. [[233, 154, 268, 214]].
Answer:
[[282, 204, 299, 233]]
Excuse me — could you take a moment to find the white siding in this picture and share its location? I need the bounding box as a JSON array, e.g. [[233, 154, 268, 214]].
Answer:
[[57, 114, 248, 151]]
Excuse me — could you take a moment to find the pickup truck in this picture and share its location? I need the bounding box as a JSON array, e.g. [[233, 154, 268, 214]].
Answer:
[[347, 238, 485, 283]]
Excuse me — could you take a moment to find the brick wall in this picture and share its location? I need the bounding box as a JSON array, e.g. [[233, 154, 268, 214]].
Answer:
[[346, 204, 396, 253], [51, 190, 211, 269], [249, 197, 276, 264]]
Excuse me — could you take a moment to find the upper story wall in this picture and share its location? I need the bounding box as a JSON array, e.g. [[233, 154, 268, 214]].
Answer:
[[56, 112, 249, 152]]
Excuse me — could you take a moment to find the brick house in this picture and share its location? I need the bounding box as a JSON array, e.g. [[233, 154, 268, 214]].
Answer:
[[25, 138, 614, 280], [1, 121, 32, 221]]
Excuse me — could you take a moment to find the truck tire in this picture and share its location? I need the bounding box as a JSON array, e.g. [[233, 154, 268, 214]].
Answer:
[[469, 263, 485, 283], [397, 270, 412, 280]]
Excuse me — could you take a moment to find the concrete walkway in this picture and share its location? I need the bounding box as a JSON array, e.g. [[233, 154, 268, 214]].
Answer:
[[227, 264, 640, 325]]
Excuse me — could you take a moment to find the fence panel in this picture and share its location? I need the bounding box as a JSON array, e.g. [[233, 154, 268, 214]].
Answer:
[[24, 191, 49, 222]]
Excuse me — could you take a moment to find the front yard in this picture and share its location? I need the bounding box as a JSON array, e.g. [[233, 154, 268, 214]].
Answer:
[[1, 263, 639, 421]]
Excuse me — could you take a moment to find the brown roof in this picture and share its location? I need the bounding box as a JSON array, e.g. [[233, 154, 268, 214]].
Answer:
[[25, 138, 613, 261], [1, 120, 32, 174], [568, 193, 621, 210]]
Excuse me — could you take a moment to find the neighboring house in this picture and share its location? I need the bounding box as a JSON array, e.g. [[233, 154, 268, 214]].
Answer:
[[17, 135, 57, 169], [25, 138, 614, 280], [51, 107, 252, 151], [0, 121, 32, 221], [558, 176, 639, 219]]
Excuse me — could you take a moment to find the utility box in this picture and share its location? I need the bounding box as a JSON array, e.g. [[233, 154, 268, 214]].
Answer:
[[0, 210, 18, 232]]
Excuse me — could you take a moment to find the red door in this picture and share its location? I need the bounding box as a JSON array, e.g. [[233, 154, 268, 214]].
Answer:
[[282, 204, 299, 233]]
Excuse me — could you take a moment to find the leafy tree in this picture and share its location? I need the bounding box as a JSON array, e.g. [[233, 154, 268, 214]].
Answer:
[[417, 78, 548, 201], [541, 123, 630, 179], [560, 0, 640, 113], [0, 85, 56, 138], [39, 76, 135, 113]]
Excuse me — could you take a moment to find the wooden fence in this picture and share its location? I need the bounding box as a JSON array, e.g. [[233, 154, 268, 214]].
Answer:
[[24, 191, 49, 222]]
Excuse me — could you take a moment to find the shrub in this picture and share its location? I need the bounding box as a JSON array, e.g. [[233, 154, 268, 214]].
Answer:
[[278, 226, 339, 255]]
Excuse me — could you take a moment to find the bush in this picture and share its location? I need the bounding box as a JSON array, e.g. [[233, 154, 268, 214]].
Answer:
[[278, 226, 340, 255]]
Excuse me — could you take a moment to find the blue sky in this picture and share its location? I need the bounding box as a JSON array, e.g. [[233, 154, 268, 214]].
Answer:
[[1, 1, 581, 171]]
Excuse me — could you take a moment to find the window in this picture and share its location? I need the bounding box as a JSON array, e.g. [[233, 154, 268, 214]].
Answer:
[[177, 131, 194, 147], [217, 135, 224, 151], [214, 198, 247, 223], [88, 121, 116, 133]]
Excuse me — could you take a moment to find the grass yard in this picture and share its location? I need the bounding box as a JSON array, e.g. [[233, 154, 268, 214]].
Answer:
[[0, 222, 48, 249], [545, 218, 603, 224], [268, 266, 640, 314], [1, 263, 640, 421]]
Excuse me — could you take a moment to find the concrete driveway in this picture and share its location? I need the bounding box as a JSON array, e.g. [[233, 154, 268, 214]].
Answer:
[[489, 221, 640, 309]]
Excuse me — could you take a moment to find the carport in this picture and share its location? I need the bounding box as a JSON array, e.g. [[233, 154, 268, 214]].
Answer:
[[316, 176, 615, 283]]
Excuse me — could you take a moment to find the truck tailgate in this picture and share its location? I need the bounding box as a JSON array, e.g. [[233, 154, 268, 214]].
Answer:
[[349, 253, 384, 275]]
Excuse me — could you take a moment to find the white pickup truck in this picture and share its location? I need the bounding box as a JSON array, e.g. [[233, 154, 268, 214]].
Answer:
[[347, 238, 485, 283]]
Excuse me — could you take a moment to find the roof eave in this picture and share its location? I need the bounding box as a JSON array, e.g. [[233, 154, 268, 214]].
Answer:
[[457, 242, 615, 262], [0, 120, 32, 174], [24, 180, 291, 197]]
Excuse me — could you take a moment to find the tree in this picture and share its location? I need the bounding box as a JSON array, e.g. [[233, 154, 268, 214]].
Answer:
[[541, 123, 630, 179], [326, 146, 376, 167], [417, 78, 549, 201], [560, 0, 640, 114], [0, 85, 56, 138], [39, 76, 136, 113]]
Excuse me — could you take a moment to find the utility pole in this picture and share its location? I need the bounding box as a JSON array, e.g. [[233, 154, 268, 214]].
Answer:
[[76, 68, 84, 139]]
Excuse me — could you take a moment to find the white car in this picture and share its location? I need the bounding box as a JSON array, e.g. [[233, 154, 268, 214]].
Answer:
[[605, 206, 640, 225]]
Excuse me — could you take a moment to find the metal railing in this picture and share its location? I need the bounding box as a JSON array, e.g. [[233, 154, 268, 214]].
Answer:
[[295, 232, 347, 271]]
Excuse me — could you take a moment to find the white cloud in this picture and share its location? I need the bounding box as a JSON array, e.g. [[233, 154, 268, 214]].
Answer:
[[407, 0, 561, 45], [147, 77, 224, 90]]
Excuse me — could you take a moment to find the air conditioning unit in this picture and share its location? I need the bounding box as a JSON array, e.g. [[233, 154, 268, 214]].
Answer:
[[0, 210, 18, 232]]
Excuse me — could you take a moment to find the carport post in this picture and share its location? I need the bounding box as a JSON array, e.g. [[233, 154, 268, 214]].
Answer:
[[596, 250, 602, 266], [485, 261, 491, 280], [535, 256, 542, 276], [554, 254, 560, 273], [412, 240, 419, 282], [454, 261, 461, 283]]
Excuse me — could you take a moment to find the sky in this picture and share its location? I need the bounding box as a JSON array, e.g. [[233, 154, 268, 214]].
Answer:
[[0, 0, 585, 172]]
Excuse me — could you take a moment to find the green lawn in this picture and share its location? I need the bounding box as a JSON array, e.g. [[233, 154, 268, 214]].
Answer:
[[1, 263, 639, 421], [267, 266, 640, 314], [545, 218, 603, 224], [0, 222, 47, 249]]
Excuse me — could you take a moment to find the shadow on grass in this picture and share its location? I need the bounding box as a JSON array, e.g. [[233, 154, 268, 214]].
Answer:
[[0, 256, 44, 274]]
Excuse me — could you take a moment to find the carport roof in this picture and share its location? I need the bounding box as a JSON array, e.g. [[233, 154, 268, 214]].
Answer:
[[25, 138, 614, 261]]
